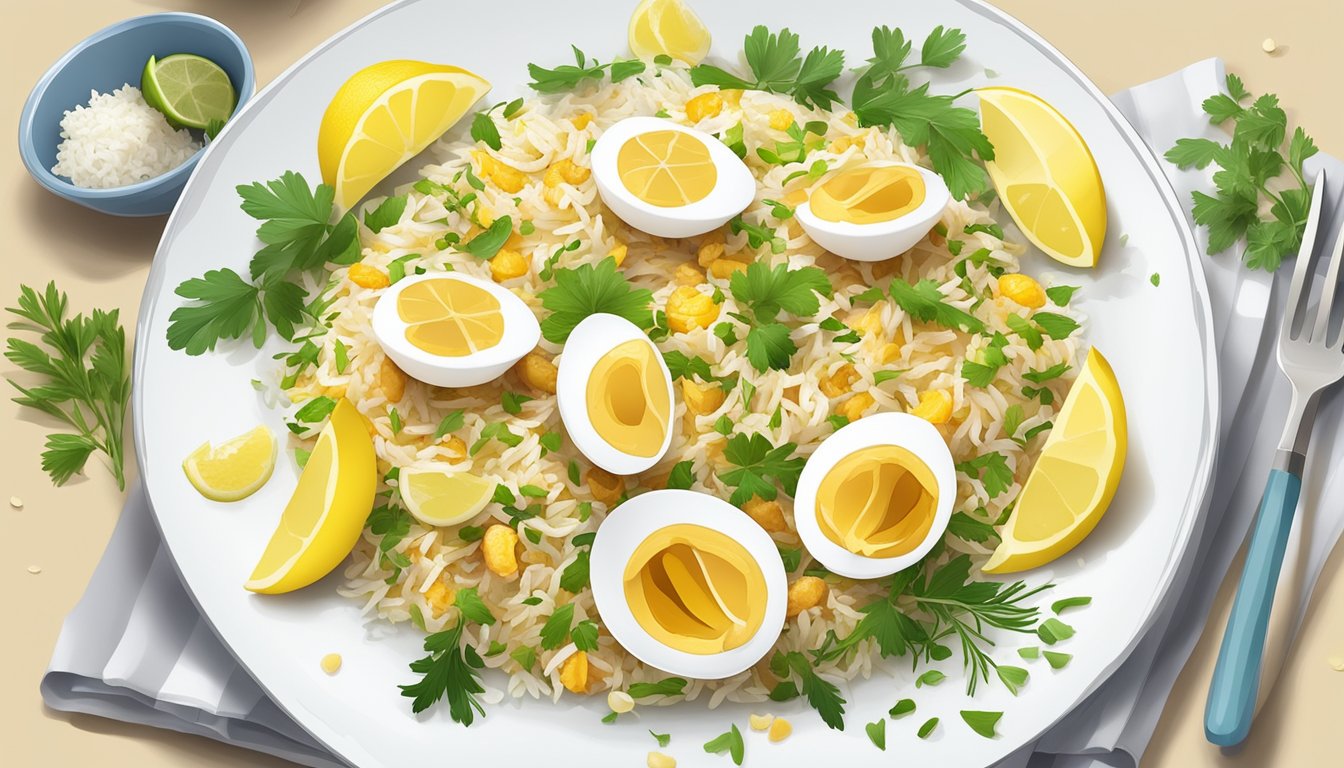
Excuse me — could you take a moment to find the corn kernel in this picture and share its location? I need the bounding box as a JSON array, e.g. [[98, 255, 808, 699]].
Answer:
[[482, 524, 519, 578], [769, 109, 795, 131], [380, 357, 407, 403], [571, 112, 594, 130], [685, 91, 724, 123], [819, 364, 859, 397], [348, 262, 390, 289], [443, 435, 467, 458], [490, 248, 529, 281], [697, 241, 726, 267], [853, 305, 884, 338], [681, 378, 725, 416], [609, 243, 628, 267], [472, 150, 495, 176], [674, 263, 705, 286], [709, 258, 748, 279], [666, 286, 720, 333], [769, 717, 793, 742], [488, 160, 526, 193], [837, 391, 875, 422], [786, 576, 828, 617], [720, 89, 743, 108], [324, 384, 348, 401], [743, 496, 787, 534], [647, 752, 677, 768], [749, 713, 774, 731], [424, 581, 456, 618], [607, 690, 635, 714], [879, 342, 903, 364], [829, 136, 852, 153], [998, 273, 1046, 309], [587, 467, 624, 506], [516, 352, 558, 394], [912, 389, 953, 424], [560, 651, 590, 693]]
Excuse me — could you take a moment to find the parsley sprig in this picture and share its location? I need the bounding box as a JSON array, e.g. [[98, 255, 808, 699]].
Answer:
[[536, 256, 654, 343], [1165, 73, 1317, 271], [717, 432, 804, 506], [5, 283, 130, 488], [728, 262, 832, 371], [167, 172, 359, 355], [690, 26, 845, 110], [528, 46, 646, 93], [399, 622, 487, 725]]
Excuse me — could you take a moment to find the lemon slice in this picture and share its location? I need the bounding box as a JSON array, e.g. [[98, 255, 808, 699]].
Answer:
[[983, 348, 1126, 573], [628, 0, 711, 65], [399, 467, 495, 527], [399, 277, 505, 357], [318, 60, 490, 211], [183, 426, 276, 502], [617, 130, 717, 206], [978, 87, 1107, 267], [245, 400, 377, 594]]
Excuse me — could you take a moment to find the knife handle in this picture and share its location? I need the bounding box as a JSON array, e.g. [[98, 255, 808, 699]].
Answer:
[[1204, 468, 1302, 747]]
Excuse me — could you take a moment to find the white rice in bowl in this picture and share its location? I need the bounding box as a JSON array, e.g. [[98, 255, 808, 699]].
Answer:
[[285, 64, 1083, 708], [51, 85, 200, 188]]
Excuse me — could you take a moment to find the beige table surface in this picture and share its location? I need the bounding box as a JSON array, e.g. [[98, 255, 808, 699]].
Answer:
[[3, 1, 1341, 765]]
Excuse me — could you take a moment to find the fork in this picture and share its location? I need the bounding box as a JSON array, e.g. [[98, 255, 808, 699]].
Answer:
[[1204, 170, 1344, 747]]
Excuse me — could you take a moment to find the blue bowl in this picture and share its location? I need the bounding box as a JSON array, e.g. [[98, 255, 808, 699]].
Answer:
[[18, 13, 254, 217]]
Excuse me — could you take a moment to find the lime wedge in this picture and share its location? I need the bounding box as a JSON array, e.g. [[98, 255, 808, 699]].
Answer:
[[141, 54, 237, 130]]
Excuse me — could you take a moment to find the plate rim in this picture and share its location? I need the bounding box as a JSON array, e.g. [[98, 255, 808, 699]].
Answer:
[[130, 1, 1221, 765]]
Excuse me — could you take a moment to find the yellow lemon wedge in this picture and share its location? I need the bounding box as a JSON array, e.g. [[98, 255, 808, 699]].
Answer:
[[245, 400, 376, 594], [318, 60, 490, 211], [628, 0, 711, 65], [983, 348, 1126, 573], [978, 87, 1107, 268], [183, 426, 276, 502], [399, 467, 496, 527]]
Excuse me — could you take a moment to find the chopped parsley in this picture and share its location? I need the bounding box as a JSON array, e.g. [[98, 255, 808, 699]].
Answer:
[[889, 278, 984, 333], [528, 45, 645, 92], [718, 432, 805, 506], [690, 26, 844, 109], [398, 623, 487, 725], [703, 724, 745, 765], [865, 718, 887, 750], [537, 257, 653, 343], [961, 710, 1003, 739]]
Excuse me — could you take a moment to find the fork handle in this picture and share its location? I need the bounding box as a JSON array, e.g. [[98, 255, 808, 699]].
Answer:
[[1204, 468, 1302, 747]]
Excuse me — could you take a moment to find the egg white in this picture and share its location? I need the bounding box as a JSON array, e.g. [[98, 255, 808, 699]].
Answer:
[[589, 489, 788, 679], [370, 271, 539, 388], [556, 313, 673, 475], [794, 161, 951, 262], [792, 412, 957, 579], [590, 116, 754, 239]]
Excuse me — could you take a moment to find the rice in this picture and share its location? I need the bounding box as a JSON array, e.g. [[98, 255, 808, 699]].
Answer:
[[290, 63, 1082, 706], [51, 85, 200, 188]]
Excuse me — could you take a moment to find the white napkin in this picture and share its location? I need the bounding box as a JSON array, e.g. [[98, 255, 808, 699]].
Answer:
[[41, 59, 1344, 768]]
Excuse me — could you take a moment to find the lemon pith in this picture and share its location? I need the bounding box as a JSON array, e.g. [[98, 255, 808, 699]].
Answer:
[[183, 425, 276, 502], [399, 468, 496, 527], [982, 348, 1126, 573], [245, 399, 377, 594], [318, 60, 490, 211], [628, 0, 712, 65], [978, 86, 1107, 268]]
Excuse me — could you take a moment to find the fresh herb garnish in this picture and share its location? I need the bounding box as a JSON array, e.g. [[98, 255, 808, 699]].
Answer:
[[770, 651, 846, 730], [1044, 650, 1072, 669], [364, 195, 407, 233], [961, 710, 1003, 739], [996, 664, 1029, 695], [703, 724, 746, 765], [627, 677, 688, 698], [729, 261, 832, 372], [1037, 617, 1075, 645], [889, 278, 984, 333], [918, 717, 939, 739], [666, 460, 696, 490], [5, 283, 130, 488], [1165, 72, 1316, 271], [889, 698, 916, 718], [399, 623, 487, 725], [537, 257, 653, 343], [865, 718, 887, 750], [1051, 596, 1093, 614], [650, 730, 671, 747], [718, 432, 805, 506], [690, 26, 845, 109], [539, 603, 575, 649], [955, 452, 1014, 498], [528, 46, 646, 93]]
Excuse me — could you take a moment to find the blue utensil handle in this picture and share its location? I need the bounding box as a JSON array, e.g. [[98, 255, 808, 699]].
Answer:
[[1205, 468, 1302, 747]]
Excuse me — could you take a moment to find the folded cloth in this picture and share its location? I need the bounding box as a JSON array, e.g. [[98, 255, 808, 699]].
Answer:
[[41, 59, 1344, 768]]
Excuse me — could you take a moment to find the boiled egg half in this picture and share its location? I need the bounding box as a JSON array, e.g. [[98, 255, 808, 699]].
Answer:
[[793, 412, 956, 579], [591, 116, 754, 238], [589, 489, 787, 679], [795, 161, 951, 262], [370, 272, 539, 388], [556, 313, 673, 475]]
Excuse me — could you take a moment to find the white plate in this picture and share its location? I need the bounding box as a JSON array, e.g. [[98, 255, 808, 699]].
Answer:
[[133, 1, 1218, 765]]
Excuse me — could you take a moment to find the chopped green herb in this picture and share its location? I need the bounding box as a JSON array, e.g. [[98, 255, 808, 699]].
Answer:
[[650, 730, 671, 747], [510, 645, 536, 671], [889, 278, 984, 333], [1044, 651, 1073, 669], [1037, 618, 1075, 645], [539, 604, 575, 649], [454, 588, 496, 626], [918, 717, 939, 739], [538, 257, 653, 343], [703, 724, 745, 765], [1045, 285, 1079, 306], [961, 710, 1002, 738], [865, 718, 887, 750], [364, 195, 408, 233], [1052, 596, 1093, 614], [501, 391, 533, 415], [690, 26, 845, 109], [528, 46, 645, 92], [399, 623, 486, 724], [1150, 272, 1162, 286], [955, 452, 1014, 498], [628, 677, 688, 698], [915, 669, 945, 688], [571, 619, 600, 651], [1017, 646, 1040, 660], [667, 460, 695, 490], [889, 698, 916, 718], [996, 665, 1029, 695], [718, 433, 805, 506]]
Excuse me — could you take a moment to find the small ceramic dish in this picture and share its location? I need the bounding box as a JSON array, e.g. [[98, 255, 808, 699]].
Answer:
[[17, 12, 254, 217]]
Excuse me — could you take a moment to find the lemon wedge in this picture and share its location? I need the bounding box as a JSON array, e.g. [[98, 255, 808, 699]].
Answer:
[[399, 467, 496, 527], [183, 426, 276, 502], [318, 60, 490, 211], [978, 87, 1107, 267], [983, 348, 1126, 574], [245, 400, 376, 594], [628, 0, 711, 65]]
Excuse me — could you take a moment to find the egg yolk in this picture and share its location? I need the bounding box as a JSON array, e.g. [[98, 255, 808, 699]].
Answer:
[[586, 339, 669, 458], [397, 278, 505, 357], [617, 129, 717, 207], [809, 165, 926, 225], [816, 445, 938, 558], [623, 524, 767, 654]]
